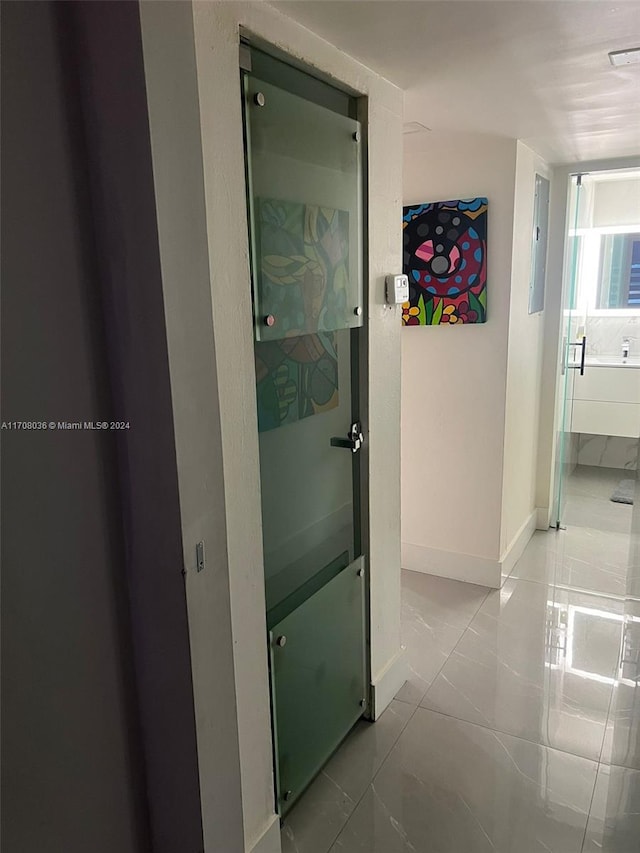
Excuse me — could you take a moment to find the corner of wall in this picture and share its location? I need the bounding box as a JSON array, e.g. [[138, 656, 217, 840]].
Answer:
[[499, 141, 551, 558], [371, 646, 408, 719], [499, 509, 538, 584]]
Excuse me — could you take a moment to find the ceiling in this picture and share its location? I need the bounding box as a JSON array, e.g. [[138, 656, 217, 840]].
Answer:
[[271, 0, 640, 164]]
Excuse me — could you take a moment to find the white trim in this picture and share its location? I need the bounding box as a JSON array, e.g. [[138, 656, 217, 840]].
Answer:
[[536, 506, 551, 530], [402, 511, 537, 590], [248, 815, 281, 853], [401, 541, 501, 588], [499, 510, 537, 581], [370, 646, 408, 720]]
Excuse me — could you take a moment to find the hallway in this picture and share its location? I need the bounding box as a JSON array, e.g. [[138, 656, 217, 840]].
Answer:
[[282, 502, 639, 852]]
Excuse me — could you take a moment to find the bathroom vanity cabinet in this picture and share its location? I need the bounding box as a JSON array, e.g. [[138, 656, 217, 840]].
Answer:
[[571, 360, 640, 438]]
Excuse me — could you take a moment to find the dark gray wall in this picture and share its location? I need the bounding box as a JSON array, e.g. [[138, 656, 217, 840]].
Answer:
[[1, 3, 149, 851], [1, 3, 203, 851], [64, 3, 205, 850]]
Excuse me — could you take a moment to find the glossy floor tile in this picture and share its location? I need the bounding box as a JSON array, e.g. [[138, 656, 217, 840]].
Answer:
[[281, 489, 639, 853], [281, 769, 355, 853], [281, 700, 413, 853], [510, 527, 631, 596], [582, 763, 640, 852], [421, 577, 622, 761], [330, 708, 597, 853], [566, 465, 634, 502], [563, 466, 633, 536], [601, 680, 640, 772], [395, 571, 489, 705], [564, 495, 633, 536], [600, 601, 640, 774]]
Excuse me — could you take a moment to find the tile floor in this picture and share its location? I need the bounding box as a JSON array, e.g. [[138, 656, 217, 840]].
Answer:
[[281, 465, 639, 853], [563, 466, 634, 537]]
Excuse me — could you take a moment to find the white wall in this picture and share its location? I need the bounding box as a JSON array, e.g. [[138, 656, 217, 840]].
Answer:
[[593, 176, 640, 228], [402, 135, 552, 585], [500, 143, 550, 567], [143, 3, 404, 851], [402, 131, 517, 587]]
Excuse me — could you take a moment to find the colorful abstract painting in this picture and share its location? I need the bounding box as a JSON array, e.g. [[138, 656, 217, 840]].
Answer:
[[402, 198, 488, 325], [255, 332, 339, 432], [257, 198, 349, 339]]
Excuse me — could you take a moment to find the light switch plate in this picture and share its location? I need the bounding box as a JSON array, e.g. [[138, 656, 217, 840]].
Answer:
[[385, 274, 409, 305], [196, 540, 205, 572]]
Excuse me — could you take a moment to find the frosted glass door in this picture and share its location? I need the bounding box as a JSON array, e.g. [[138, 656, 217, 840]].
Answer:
[[269, 558, 366, 815], [243, 60, 367, 816], [244, 68, 364, 610], [244, 75, 363, 341]]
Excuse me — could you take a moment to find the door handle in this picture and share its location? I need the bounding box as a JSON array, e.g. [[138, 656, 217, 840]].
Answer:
[[331, 421, 364, 453], [568, 335, 587, 375]]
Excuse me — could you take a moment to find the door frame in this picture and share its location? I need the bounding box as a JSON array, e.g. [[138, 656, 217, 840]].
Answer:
[[538, 156, 640, 531]]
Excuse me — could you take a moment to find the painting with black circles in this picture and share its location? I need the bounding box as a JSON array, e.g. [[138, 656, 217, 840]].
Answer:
[[402, 198, 488, 325]]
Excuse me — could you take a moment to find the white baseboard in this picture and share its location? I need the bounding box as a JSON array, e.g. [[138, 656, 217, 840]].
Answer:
[[536, 506, 551, 530], [248, 814, 281, 853], [401, 541, 501, 588], [499, 510, 537, 581], [402, 510, 537, 591], [370, 646, 407, 720]]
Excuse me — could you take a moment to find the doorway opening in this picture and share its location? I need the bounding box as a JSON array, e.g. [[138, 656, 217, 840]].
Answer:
[[553, 168, 640, 539]]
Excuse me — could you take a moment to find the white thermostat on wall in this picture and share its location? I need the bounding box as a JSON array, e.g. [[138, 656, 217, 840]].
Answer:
[[385, 273, 409, 305]]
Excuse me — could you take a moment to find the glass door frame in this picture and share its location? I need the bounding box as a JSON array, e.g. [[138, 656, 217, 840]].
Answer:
[[240, 41, 373, 815], [553, 174, 585, 529]]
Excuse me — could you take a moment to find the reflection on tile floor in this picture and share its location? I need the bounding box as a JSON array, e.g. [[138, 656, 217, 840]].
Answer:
[[510, 527, 630, 596], [582, 764, 640, 852], [331, 710, 598, 853], [420, 578, 622, 761], [281, 466, 640, 852]]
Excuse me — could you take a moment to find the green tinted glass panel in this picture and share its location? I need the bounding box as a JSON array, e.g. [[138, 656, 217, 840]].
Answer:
[[243, 61, 366, 818], [269, 558, 366, 815], [257, 327, 357, 614], [244, 75, 363, 341]]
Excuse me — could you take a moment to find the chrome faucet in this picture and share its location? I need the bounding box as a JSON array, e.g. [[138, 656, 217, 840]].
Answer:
[[622, 337, 630, 361]]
